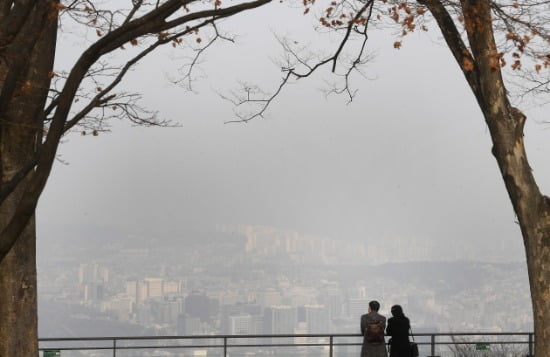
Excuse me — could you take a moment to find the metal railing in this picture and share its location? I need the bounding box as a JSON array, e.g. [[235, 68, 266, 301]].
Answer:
[[38, 331, 535, 356]]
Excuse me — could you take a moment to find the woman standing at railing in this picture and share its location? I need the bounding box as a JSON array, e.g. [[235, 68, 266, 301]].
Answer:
[[385, 305, 411, 357]]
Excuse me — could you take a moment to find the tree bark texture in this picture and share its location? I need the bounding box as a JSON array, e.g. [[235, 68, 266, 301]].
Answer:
[[0, 3, 57, 356], [423, 0, 550, 355]]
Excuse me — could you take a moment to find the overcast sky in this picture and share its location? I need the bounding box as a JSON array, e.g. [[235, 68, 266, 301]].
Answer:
[[36, 3, 550, 263]]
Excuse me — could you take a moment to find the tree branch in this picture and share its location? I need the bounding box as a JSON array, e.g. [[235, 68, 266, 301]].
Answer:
[[226, 0, 375, 122], [417, 0, 483, 104], [172, 22, 235, 91], [0, 156, 38, 205], [330, 0, 374, 72], [64, 18, 220, 132], [0, 0, 274, 263], [123, 0, 144, 25]]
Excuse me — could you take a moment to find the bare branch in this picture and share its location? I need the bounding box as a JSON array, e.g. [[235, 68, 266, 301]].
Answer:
[[225, 0, 375, 122], [330, 0, 375, 72], [172, 22, 235, 91], [124, 0, 144, 25], [223, 72, 294, 123], [63, 16, 222, 133], [0, 0, 275, 263], [0, 156, 38, 205]]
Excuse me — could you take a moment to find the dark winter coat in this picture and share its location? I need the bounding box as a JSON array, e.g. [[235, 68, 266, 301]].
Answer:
[[386, 315, 410, 357]]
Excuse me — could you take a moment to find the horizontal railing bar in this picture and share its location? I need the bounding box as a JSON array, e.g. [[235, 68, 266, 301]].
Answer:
[[38, 332, 535, 353], [39, 339, 532, 347], [39, 333, 357, 342], [225, 342, 358, 346], [38, 331, 533, 340], [213, 343, 330, 348], [38, 332, 533, 342], [64, 345, 223, 351], [39, 342, 354, 351], [38, 332, 532, 342], [412, 332, 533, 336], [38, 340, 532, 350], [427, 341, 531, 345], [39, 347, 114, 351]]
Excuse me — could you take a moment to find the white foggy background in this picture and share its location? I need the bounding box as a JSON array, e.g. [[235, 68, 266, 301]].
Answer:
[[36, 2, 550, 263]]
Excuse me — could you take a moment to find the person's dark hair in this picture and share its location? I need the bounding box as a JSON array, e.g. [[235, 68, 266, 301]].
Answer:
[[369, 300, 380, 311], [390, 304, 405, 317]]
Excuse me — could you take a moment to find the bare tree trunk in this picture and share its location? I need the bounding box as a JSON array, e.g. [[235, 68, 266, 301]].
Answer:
[[487, 108, 550, 357], [461, 2, 550, 354], [525, 227, 550, 356], [0, 4, 57, 356], [421, 0, 550, 354], [0, 202, 37, 355]]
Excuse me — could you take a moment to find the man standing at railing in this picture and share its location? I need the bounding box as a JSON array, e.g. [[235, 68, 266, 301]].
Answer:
[[360, 300, 388, 357]]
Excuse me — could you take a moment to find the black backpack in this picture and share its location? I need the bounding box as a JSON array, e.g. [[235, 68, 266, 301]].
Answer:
[[365, 319, 384, 344]]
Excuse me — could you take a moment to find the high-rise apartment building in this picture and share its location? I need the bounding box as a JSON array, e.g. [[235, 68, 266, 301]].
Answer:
[[144, 278, 163, 298], [78, 263, 108, 284], [304, 304, 330, 333], [228, 314, 254, 334], [263, 305, 296, 334], [125, 280, 149, 304]]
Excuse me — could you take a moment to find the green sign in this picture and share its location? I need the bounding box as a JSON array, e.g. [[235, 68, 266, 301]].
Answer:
[[476, 343, 490, 351], [44, 350, 61, 357]]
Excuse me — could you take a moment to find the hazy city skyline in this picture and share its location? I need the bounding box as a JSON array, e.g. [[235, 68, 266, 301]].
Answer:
[[38, 228, 532, 338], [36, 3, 550, 265]]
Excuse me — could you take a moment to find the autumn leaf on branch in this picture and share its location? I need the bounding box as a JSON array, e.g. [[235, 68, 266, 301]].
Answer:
[[462, 56, 475, 72]]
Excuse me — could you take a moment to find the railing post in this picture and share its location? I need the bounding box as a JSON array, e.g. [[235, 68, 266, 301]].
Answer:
[[329, 335, 333, 357], [224, 336, 227, 357], [113, 337, 117, 357], [431, 334, 436, 357], [529, 333, 534, 357]]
